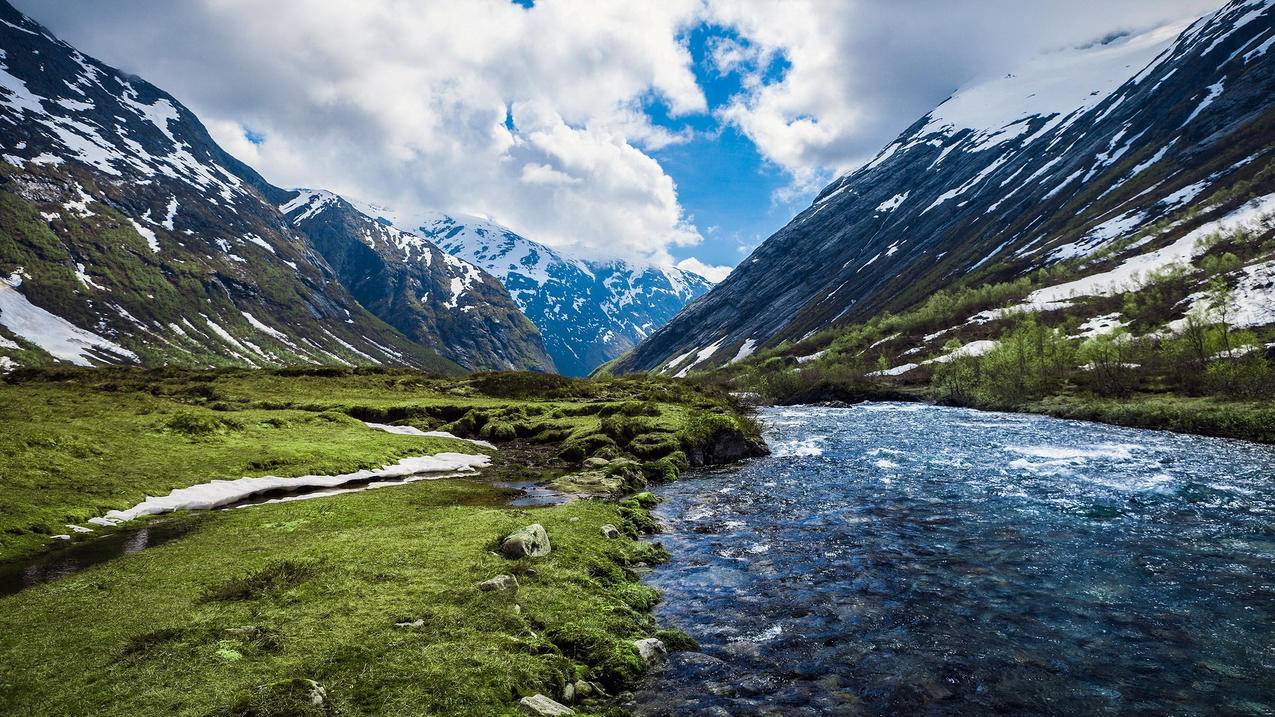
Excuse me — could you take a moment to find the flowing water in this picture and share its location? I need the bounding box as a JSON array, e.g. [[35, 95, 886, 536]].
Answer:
[[633, 403, 1275, 716]]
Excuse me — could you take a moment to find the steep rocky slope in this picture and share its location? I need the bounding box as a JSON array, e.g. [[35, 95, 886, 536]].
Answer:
[[279, 190, 553, 372], [347, 204, 713, 376], [0, 1, 547, 373], [617, 0, 1275, 375]]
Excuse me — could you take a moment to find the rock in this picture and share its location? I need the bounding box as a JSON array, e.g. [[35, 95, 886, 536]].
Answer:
[[633, 637, 667, 666], [518, 693, 575, 715], [513, 604, 522, 615], [478, 574, 519, 592], [573, 680, 606, 699], [501, 524, 552, 559], [561, 682, 575, 703], [568, 517, 580, 523], [583, 457, 610, 468], [600, 524, 621, 539], [395, 619, 425, 628]]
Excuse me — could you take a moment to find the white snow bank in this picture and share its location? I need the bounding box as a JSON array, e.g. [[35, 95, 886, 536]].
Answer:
[[928, 340, 999, 364], [867, 362, 920, 377], [363, 421, 497, 450], [97, 452, 491, 524], [1024, 193, 1275, 308], [729, 339, 757, 365], [0, 276, 137, 365]]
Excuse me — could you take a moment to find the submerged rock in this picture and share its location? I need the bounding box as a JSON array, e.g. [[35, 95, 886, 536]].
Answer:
[[518, 693, 575, 715], [478, 574, 519, 593], [501, 524, 552, 559], [600, 524, 621, 539]]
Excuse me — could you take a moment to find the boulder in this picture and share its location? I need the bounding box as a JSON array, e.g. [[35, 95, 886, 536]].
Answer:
[[583, 457, 611, 468], [572, 680, 606, 699], [633, 637, 667, 666], [501, 524, 551, 559], [478, 574, 519, 593], [600, 524, 621, 539], [518, 693, 575, 716]]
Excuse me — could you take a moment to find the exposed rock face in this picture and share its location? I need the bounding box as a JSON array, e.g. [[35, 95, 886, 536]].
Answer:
[[279, 190, 554, 372], [500, 524, 552, 559], [617, 0, 1275, 375]]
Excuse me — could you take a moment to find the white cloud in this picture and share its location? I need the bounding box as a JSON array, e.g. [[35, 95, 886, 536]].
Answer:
[[677, 257, 733, 283], [20, 0, 709, 265]]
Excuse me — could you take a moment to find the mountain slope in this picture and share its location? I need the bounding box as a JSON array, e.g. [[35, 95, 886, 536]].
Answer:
[[278, 190, 554, 372], [348, 205, 714, 376], [0, 1, 560, 374], [617, 0, 1275, 375]]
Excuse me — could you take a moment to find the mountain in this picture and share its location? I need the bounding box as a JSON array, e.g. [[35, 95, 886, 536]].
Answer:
[[342, 204, 714, 376], [616, 0, 1275, 375], [0, 1, 545, 373], [278, 190, 554, 372]]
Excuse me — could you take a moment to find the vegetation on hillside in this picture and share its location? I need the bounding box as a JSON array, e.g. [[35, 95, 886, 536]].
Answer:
[[699, 214, 1275, 443]]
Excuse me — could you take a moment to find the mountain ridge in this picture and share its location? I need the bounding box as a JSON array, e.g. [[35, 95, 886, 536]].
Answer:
[[615, 0, 1275, 376]]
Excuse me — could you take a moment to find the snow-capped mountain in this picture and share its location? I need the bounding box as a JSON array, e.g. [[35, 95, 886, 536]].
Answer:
[[616, 0, 1275, 375], [0, 0, 545, 373], [278, 190, 553, 372], [343, 205, 714, 376]]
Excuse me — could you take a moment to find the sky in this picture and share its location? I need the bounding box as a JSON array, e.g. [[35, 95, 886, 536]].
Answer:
[[16, 0, 1221, 282]]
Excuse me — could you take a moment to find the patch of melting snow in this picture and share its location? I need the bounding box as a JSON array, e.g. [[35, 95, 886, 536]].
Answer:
[[96, 452, 491, 524], [363, 421, 497, 450], [0, 276, 137, 365]]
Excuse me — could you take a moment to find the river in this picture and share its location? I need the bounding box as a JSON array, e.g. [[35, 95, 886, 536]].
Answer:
[[632, 403, 1275, 716]]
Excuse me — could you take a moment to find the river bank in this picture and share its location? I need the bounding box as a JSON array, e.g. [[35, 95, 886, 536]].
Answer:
[[0, 367, 765, 716]]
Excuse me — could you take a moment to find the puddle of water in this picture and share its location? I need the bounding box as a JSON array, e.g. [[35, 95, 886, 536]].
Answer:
[[0, 521, 195, 597]]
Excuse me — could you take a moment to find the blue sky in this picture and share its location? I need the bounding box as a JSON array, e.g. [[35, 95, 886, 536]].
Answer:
[[652, 24, 813, 268]]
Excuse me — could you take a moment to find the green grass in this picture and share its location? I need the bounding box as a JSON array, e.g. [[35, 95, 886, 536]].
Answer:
[[0, 478, 662, 716], [1027, 394, 1275, 444], [0, 367, 763, 715]]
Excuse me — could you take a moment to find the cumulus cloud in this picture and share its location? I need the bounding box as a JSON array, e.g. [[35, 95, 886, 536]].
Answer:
[[676, 257, 733, 283]]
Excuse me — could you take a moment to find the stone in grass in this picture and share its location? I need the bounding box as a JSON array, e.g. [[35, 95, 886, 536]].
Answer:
[[518, 693, 576, 715], [224, 678, 331, 716], [478, 574, 519, 593], [634, 637, 667, 666], [501, 524, 552, 559], [600, 524, 621, 539]]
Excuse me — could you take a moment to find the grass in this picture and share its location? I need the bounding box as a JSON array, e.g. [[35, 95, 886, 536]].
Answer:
[[0, 477, 662, 716], [0, 367, 758, 715], [0, 367, 760, 563]]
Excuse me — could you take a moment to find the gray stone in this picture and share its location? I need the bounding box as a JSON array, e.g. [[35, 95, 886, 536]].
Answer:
[[633, 637, 667, 666], [600, 523, 621, 539], [583, 457, 610, 468], [478, 574, 519, 592], [501, 524, 552, 559], [561, 682, 575, 703], [518, 693, 575, 715]]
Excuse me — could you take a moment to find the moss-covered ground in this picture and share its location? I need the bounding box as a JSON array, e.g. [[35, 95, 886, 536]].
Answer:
[[0, 367, 759, 715]]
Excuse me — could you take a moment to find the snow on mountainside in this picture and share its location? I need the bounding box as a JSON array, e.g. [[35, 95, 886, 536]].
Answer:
[[343, 203, 714, 376], [278, 190, 554, 372], [617, 0, 1275, 376], [0, 1, 460, 371]]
